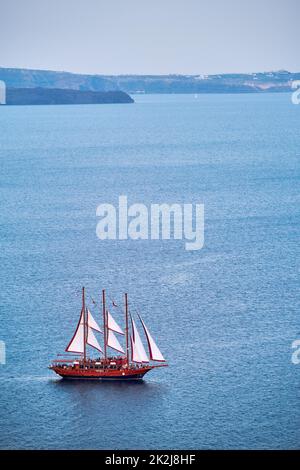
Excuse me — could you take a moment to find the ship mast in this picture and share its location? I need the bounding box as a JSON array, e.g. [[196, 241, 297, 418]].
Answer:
[[125, 293, 129, 366], [102, 289, 107, 360], [82, 286, 86, 363]]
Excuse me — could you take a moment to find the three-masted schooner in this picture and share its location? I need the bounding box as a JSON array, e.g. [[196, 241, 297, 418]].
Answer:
[[49, 288, 167, 380]]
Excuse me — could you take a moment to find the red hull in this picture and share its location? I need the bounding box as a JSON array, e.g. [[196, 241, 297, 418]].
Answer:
[[51, 365, 153, 380]]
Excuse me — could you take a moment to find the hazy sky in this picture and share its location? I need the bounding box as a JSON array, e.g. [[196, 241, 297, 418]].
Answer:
[[1, 0, 299, 75]]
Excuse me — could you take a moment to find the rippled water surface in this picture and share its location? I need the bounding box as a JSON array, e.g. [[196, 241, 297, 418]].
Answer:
[[0, 94, 299, 449]]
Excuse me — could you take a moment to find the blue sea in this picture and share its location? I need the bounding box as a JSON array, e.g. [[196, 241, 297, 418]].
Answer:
[[0, 93, 299, 449]]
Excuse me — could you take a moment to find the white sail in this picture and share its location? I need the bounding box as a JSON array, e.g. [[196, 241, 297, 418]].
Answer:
[[130, 334, 142, 363], [107, 329, 125, 354], [87, 309, 102, 332], [131, 316, 149, 363], [107, 310, 124, 335], [66, 309, 85, 353], [139, 316, 165, 362], [87, 326, 103, 353]]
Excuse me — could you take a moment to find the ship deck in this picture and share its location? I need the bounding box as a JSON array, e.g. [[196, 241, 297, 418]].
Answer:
[[49, 356, 167, 380]]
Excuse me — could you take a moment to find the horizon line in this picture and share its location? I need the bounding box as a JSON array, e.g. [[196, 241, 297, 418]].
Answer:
[[0, 65, 299, 78]]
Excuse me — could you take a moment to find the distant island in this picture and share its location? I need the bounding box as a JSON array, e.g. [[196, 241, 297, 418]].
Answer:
[[1, 67, 299, 95], [5, 87, 134, 105]]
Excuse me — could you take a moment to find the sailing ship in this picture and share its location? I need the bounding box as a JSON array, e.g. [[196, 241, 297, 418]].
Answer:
[[49, 287, 167, 380]]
